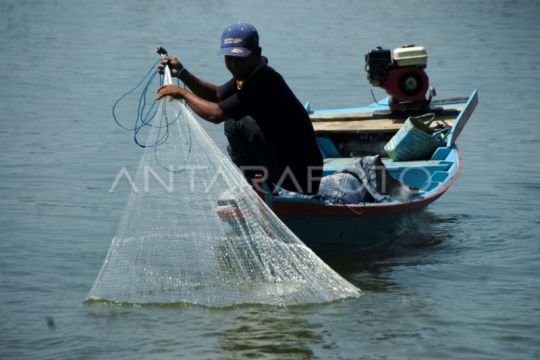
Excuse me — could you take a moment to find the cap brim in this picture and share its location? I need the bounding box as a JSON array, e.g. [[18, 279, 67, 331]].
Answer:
[[218, 47, 252, 58]]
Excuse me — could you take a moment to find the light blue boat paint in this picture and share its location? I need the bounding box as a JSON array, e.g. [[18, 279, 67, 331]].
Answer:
[[446, 90, 479, 146], [262, 92, 477, 254]]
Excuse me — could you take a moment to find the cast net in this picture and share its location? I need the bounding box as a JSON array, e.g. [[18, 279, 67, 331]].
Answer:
[[86, 62, 360, 307]]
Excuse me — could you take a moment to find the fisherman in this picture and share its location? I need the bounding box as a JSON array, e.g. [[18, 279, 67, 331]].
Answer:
[[157, 22, 323, 195]]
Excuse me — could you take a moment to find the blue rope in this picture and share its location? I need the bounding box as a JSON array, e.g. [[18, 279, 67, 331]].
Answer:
[[112, 59, 193, 172], [112, 59, 160, 132], [112, 59, 173, 148]]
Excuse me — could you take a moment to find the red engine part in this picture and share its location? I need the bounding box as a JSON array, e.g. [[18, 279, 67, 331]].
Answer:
[[382, 67, 429, 102]]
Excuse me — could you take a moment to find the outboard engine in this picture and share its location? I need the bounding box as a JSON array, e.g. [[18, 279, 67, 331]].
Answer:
[[365, 45, 433, 112]]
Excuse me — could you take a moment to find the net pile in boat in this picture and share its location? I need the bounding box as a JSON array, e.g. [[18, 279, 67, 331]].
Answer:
[[86, 87, 360, 307]]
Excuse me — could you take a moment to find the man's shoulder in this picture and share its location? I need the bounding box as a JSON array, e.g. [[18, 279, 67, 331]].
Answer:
[[260, 65, 283, 80], [217, 78, 237, 101], [248, 65, 286, 90]]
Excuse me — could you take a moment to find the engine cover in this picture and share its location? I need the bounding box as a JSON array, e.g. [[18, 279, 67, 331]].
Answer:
[[365, 45, 432, 112], [382, 67, 429, 102]]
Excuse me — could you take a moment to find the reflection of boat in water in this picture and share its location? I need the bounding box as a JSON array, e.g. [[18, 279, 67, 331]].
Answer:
[[218, 45, 479, 255]]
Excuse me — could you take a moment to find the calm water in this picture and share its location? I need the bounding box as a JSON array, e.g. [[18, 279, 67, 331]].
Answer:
[[1, 0, 540, 359]]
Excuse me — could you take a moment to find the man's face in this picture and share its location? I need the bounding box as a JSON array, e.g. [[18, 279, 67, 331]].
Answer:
[[224, 50, 261, 81]]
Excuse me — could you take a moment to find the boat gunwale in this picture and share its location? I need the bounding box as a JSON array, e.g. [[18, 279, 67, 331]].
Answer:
[[271, 147, 462, 217], [270, 89, 479, 217]]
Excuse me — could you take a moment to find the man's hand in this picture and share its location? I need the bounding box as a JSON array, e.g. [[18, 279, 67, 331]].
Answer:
[[156, 85, 187, 100], [157, 85, 227, 123], [158, 57, 184, 78]]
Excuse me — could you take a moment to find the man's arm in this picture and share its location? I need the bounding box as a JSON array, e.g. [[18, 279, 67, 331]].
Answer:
[[178, 70, 219, 102], [156, 85, 228, 124], [159, 57, 219, 102]]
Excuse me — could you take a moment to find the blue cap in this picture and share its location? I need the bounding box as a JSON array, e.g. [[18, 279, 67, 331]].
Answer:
[[218, 22, 259, 58]]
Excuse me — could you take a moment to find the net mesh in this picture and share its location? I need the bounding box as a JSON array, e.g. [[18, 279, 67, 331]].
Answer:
[[87, 70, 360, 307]]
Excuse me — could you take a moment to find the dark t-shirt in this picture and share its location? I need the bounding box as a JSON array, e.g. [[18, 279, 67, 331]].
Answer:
[[217, 63, 323, 194]]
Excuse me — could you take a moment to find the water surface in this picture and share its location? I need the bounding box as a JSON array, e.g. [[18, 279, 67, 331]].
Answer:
[[1, 0, 539, 358]]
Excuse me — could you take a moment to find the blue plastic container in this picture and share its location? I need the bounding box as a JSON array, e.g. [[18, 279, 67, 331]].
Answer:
[[384, 113, 446, 161]]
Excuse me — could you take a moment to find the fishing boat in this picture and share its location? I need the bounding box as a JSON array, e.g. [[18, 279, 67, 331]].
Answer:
[[218, 45, 478, 255], [272, 90, 477, 254]]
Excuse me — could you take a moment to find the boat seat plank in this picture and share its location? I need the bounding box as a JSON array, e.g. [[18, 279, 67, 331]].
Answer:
[[309, 107, 462, 121], [310, 107, 461, 134], [313, 116, 456, 134]]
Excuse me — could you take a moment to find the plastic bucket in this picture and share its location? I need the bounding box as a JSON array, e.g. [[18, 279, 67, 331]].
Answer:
[[384, 113, 444, 161]]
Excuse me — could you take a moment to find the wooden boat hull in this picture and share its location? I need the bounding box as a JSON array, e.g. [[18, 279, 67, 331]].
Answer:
[[277, 209, 425, 254], [270, 152, 457, 254], [216, 91, 478, 255], [266, 91, 478, 254]]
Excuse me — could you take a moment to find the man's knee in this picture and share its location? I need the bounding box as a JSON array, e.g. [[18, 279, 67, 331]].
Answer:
[[224, 116, 259, 137], [224, 119, 238, 138]]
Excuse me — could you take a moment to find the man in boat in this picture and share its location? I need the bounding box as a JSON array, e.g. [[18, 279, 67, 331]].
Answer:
[[157, 22, 323, 195]]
